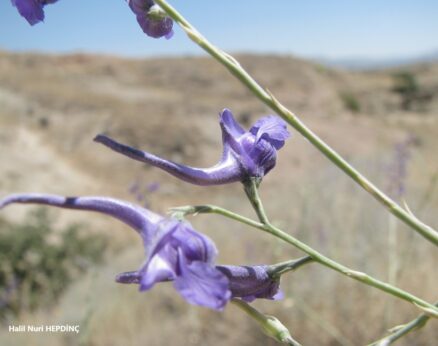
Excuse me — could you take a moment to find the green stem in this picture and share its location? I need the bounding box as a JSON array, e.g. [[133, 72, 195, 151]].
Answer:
[[173, 204, 438, 316], [231, 298, 267, 326], [154, 0, 438, 246], [268, 256, 315, 279], [243, 178, 269, 224], [231, 298, 301, 346], [368, 301, 438, 345], [264, 223, 438, 315], [169, 204, 265, 229]]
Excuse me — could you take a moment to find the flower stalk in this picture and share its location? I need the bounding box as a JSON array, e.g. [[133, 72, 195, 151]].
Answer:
[[243, 178, 269, 225], [267, 256, 314, 280], [154, 0, 438, 246]]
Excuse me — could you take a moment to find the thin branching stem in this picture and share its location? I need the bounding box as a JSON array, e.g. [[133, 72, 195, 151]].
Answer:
[[243, 178, 270, 224], [368, 301, 438, 345], [155, 0, 438, 246], [268, 256, 315, 279], [171, 204, 438, 316]]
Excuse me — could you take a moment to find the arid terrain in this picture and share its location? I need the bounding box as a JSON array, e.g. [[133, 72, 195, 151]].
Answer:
[[0, 50, 437, 345]]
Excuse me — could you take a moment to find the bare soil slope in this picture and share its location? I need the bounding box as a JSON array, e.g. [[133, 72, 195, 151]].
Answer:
[[0, 51, 437, 346]]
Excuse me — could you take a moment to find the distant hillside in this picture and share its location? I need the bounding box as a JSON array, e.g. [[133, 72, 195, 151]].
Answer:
[[0, 51, 437, 346], [0, 49, 436, 214], [315, 49, 438, 70], [0, 50, 437, 200]]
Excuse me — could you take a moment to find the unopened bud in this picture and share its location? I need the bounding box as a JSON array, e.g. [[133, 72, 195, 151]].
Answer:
[[261, 315, 299, 345], [232, 298, 301, 345]]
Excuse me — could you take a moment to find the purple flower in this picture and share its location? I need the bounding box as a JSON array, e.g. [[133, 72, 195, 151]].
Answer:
[[0, 193, 230, 310], [0, 193, 283, 308], [94, 109, 290, 185], [216, 265, 283, 302], [11, 0, 58, 26], [128, 0, 174, 39], [386, 135, 416, 200], [147, 182, 160, 193], [117, 264, 282, 303]]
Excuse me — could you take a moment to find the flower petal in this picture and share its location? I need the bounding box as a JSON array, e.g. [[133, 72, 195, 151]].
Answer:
[[174, 253, 231, 310], [250, 115, 290, 149], [141, 219, 179, 259], [12, 0, 45, 25], [248, 138, 278, 176], [128, 0, 154, 14], [164, 29, 174, 40], [140, 250, 176, 290], [128, 0, 173, 39], [220, 109, 245, 138], [137, 219, 180, 291], [136, 15, 173, 39], [172, 222, 218, 263]]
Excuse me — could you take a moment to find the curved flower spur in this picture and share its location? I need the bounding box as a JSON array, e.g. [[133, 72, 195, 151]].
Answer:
[[0, 194, 283, 309], [94, 109, 290, 186]]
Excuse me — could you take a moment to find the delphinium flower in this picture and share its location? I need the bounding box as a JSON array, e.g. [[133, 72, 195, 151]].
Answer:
[[215, 265, 283, 302], [118, 264, 283, 303], [11, 0, 173, 39], [0, 193, 282, 309], [127, 0, 174, 39], [386, 135, 416, 200], [128, 178, 160, 206], [95, 109, 290, 186], [11, 0, 59, 25]]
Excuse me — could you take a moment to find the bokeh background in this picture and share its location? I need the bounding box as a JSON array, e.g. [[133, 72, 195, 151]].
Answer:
[[0, 1, 437, 345]]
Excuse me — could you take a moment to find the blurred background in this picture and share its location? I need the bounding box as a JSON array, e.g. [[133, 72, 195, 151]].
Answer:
[[0, 1, 437, 345]]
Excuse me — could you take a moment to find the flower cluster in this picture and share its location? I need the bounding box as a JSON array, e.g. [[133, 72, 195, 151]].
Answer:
[[0, 194, 282, 310], [95, 109, 290, 185], [0, 107, 290, 309], [8, 1, 292, 311], [11, 0, 174, 39]]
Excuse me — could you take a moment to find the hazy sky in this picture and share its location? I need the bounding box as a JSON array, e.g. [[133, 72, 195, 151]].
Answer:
[[1, 0, 438, 60]]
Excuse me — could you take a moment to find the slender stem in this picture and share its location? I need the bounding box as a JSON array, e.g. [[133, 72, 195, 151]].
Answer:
[[231, 298, 302, 346], [264, 223, 438, 315], [231, 298, 267, 325], [247, 185, 436, 316], [154, 0, 438, 246], [385, 215, 399, 325], [169, 204, 264, 229], [268, 256, 315, 279], [368, 301, 438, 345], [174, 204, 438, 316], [243, 178, 269, 224]]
